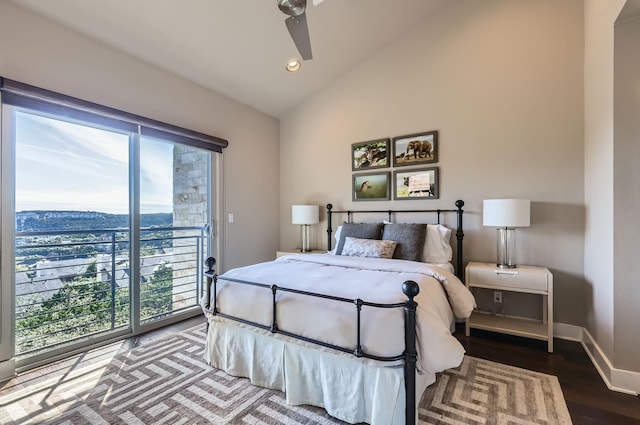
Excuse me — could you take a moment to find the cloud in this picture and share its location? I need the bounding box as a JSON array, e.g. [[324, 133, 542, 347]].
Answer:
[[15, 112, 173, 213]]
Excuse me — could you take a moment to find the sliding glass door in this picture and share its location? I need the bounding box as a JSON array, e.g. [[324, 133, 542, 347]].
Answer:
[[138, 137, 211, 326], [8, 107, 213, 364], [14, 111, 132, 357]]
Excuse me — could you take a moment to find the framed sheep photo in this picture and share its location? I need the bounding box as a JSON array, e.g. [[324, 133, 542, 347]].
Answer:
[[392, 130, 438, 167], [351, 138, 390, 171], [352, 172, 390, 201], [393, 167, 439, 200]]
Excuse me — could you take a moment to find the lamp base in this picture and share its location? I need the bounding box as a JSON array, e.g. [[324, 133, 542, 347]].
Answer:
[[300, 224, 311, 252], [496, 227, 517, 268]]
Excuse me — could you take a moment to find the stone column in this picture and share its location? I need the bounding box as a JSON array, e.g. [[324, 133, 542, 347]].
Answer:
[[172, 145, 209, 309]]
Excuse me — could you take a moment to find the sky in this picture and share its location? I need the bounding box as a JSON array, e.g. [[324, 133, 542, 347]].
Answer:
[[15, 111, 173, 214]]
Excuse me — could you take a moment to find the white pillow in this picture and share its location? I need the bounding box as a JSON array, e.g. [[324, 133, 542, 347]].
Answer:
[[341, 237, 397, 259], [424, 224, 453, 263], [329, 225, 342, 254]]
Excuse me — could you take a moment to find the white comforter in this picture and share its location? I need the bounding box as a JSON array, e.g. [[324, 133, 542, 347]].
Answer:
[[209, 254, 475, 374]]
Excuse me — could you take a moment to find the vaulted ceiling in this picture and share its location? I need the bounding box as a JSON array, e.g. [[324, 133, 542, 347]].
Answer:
[[12, 0, 448, 117]]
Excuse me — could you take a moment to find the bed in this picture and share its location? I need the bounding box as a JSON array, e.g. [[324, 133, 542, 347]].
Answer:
[[201, 200, 475, 425]]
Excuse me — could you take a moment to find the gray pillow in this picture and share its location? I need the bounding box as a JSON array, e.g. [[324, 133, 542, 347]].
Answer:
[[335, 223, 384, 255], [382, 223, 427, 261]]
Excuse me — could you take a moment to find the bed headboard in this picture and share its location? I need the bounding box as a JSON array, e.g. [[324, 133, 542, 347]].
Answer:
[[326, 200, 465, 280]]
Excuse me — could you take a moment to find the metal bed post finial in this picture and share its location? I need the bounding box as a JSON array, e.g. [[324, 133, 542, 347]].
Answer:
[[203, 257, 217, 335], [204, 257, 216, 311]]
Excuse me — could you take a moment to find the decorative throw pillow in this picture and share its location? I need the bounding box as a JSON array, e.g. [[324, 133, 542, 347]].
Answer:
[[424, 224, 453, 263], [341, 237, 397, 259], [382, 223, 427, 262], [335, 222, 384, 255]]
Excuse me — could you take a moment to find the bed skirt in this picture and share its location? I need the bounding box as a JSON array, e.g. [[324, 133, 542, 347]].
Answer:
[[204, 317, 433, 425]]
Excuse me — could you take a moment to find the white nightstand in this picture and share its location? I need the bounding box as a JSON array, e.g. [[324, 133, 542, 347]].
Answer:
[[465, 261, 554, 353], [276, 249, 326, 258]]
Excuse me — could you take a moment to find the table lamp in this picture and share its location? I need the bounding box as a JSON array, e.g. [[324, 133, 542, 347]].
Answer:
[[483, 199, 530, 268], [292, 205, 319, 252]]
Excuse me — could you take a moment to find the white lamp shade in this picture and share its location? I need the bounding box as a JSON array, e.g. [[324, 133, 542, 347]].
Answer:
[[483, 199, 530, 228], [292, 205, 319, 225]]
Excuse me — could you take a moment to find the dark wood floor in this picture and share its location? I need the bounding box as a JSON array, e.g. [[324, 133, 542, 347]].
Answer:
[[453, 326, 640, 425]]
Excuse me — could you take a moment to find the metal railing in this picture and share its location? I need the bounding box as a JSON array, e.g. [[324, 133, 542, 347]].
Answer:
[[15, 225, 208, 357]]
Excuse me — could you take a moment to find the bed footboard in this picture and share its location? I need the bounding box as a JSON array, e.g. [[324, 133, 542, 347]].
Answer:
[[202, 257, 419, 425]]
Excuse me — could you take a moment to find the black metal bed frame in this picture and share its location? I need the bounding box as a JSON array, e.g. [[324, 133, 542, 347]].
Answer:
[[202, 200, 464, 425]]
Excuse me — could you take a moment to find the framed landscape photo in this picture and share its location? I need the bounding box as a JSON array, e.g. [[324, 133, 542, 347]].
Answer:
[[352, 172, 390, 201], [352, 138, 390, 171], [392, 130, 438, 167], [393, 167, 439, 200]]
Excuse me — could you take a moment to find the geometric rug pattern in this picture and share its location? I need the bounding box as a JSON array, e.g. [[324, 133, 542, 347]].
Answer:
[[2, 325, 343, 425], [420, 356, 573, 425], [0, 324, 572, 424]]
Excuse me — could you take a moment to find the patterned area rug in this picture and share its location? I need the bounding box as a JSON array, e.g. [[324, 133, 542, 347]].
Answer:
[[420, 356, 572, 424], [0, 324, 572, 424]]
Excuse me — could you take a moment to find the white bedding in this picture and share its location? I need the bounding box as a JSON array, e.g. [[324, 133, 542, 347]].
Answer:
[[202, 254, 475, 424], [428, 261, 455, 274], [207, 254, 475, 374], [205, 318, 429, 424]]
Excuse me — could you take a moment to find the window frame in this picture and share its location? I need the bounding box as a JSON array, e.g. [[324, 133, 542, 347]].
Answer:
[[0, 78, 225, 372]]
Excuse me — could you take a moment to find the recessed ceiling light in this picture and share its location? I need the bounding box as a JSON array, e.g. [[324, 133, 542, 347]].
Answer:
[[286, 59, 301, 72]]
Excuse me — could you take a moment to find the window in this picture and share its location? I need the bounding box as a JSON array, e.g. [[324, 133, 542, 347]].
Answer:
[[1, 78, 227, 368]]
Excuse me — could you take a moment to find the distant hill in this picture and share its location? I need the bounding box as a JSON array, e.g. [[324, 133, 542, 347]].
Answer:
[[16, 210, 173, 232]]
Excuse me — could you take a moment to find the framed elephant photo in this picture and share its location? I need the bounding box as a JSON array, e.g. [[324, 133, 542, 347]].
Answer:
[[392, 130, 438, 167]]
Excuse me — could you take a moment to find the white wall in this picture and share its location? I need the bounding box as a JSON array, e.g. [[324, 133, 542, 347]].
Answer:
[[0, 1, 281, 271], [0, 0, 280, 380], [614, 8, 640, 372], [280, 0, 585, 325], [583, 0, 626, 374]]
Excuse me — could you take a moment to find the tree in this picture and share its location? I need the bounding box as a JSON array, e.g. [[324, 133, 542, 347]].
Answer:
[[15, 261, 174, 353], [140, 263, 173, 320]]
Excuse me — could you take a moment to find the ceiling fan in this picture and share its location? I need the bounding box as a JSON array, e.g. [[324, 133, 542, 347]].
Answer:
[[277, 0, 325, 60]]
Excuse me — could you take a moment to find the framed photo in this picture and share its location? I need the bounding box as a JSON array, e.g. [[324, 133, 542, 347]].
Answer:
[[392, 130, 438, 167], [353, 172, 390, 201], [352, 138, 390, 171], [393, 167, 439, 200]]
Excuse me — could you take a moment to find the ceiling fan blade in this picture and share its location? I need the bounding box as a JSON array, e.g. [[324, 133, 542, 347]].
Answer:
[[285, 12, 313, 60]]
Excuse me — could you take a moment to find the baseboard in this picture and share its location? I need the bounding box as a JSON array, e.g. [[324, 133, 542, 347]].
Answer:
[[553, 322, 583, 342], [554, 323, 639, 396], [0, 358, 16, 383]]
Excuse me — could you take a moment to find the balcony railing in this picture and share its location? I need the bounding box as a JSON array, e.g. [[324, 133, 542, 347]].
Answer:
[[15, 226, 208, 357]]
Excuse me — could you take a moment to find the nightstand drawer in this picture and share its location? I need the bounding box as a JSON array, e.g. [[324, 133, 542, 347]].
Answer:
[[468, 265, 548, 292]]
